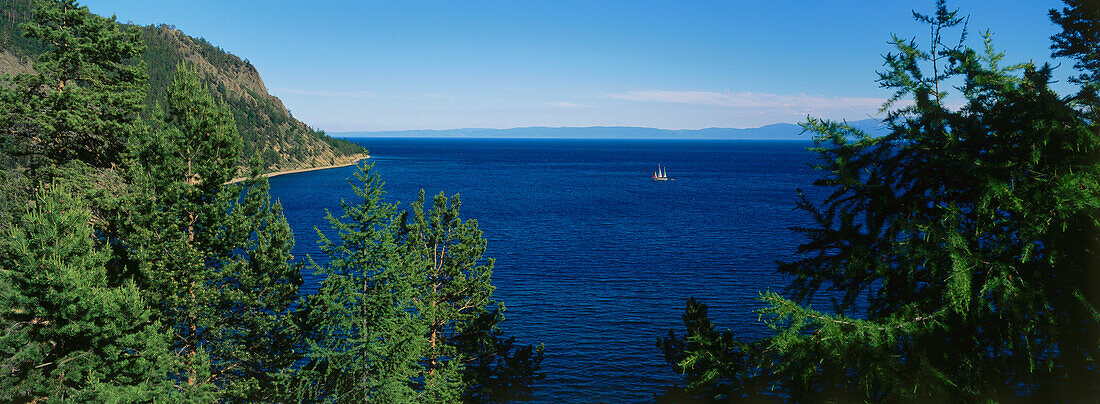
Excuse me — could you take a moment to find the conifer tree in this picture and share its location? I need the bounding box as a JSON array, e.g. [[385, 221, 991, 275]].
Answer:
[[125, 65, 302, 400], [656, 299, 766, 402], [661, 1, 1100, 401], [0, 0, 145, 170], [394, 190, 497, 402], [288, 164, 425, 402], [394, 190, 543, 403], [1051, 0, 1100, 91], [291, 165, 542, 402], [0, 183, 174, 402], [0, 0, 148, 267]]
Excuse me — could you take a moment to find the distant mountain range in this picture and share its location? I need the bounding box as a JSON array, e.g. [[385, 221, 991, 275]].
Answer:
[[335, 119, 888, 140]]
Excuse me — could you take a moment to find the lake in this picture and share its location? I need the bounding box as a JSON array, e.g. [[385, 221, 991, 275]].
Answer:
[[268, 138, 821, 403]]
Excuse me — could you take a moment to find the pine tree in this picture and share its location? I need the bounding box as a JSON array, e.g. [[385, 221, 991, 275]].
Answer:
[[0, 0, 148, 277], [394, 190, 543, 403], [0, 2, 179, 400], [391, 190, 497, 402], [661, 1, 1100, 401], [288, 164, 425, 402], [0, 183, 174, 402], [124, 65, 302, 400], [291, 165, 542, 402], [656, 298, 767, 402], [0, 0, 146, 170], [216, 158, 304, 399], [1050, 0, 1100, 90]]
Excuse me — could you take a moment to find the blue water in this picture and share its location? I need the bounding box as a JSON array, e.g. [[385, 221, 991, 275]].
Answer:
[[268, 138, 820, 403]]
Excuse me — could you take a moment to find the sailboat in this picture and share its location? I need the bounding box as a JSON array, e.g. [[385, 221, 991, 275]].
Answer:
[[652, 164, 670, 181]]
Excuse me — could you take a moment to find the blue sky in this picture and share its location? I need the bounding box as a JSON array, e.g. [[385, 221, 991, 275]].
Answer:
[[80, 0, 1067, 131]]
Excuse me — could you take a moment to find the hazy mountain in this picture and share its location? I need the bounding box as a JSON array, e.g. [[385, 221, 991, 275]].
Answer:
[[336, 119, 888, 140]]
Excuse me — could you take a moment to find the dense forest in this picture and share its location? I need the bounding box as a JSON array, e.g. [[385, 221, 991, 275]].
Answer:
[[0, 0, 1097, 402], [658, 0, 1100, 402], [0, 0, 363, 173], [0, 0, 540, 402]]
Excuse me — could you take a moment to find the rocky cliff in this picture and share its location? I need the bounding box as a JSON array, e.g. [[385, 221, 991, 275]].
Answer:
[[0, 1, 364, 173], [138, 25, 364, 172]]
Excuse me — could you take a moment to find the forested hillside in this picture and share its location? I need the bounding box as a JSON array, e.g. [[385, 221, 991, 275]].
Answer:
[[0, 0, 363, 173], [0, 1, 540, 401]]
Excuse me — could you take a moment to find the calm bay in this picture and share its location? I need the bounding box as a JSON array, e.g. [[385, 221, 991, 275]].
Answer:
[[269, 137, 820, 402]]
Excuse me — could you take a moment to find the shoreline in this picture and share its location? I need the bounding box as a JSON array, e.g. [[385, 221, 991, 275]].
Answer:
[[226, 154, 368, 184]]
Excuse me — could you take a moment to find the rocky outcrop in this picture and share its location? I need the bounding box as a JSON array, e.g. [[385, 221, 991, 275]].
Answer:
[[138, 25, 364, 174], [0, 1, 364, 174], [0, 49, 32, 75]]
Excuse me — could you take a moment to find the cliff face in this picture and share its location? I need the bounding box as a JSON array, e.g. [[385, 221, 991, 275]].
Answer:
[[0, 1, 363, 173], [138, 25, 364, 172], [0, 48, 31, 75]]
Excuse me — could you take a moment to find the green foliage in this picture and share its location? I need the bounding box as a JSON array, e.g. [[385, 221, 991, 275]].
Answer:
[[289, 164, 542, 402], [656, 298, 770, 403], [287, 164, 423, 402], [396, 190, 544, 403], [2, 2, 363, 175], [0, 0, 46, 60], [660, 1, 1100, 401], [0, 182, 174, 402], [129, 24, 364, 173], [124, 65, 302, 401], [135, 24, 184, 116], [1051, 0, 1100, 89], [2, 1, 321, 401], [0, 0, 145, 170], [0, 168, 30, 234]]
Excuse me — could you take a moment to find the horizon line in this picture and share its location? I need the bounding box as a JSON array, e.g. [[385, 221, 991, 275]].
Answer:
[[327, 117, 883, 134]]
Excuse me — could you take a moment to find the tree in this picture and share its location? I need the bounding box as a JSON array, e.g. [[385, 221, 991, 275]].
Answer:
[[0, 0, 148, 270], [287, 164, 425, 402], [290, 165, 542, 402], [660, 1, 1100, 401], [1050, 0, 1100, 124], [0, 3, 178, 400], [0, 183, 174, 402], [0, 0, 146, 170], [656, 298, 769, 403], [1050, 0, 1100, 90], [124, 65, 302, 400], [394, 190, 543, 403]]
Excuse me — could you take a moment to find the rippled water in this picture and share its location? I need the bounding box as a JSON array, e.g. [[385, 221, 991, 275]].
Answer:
[[268, 138, 820, 403]]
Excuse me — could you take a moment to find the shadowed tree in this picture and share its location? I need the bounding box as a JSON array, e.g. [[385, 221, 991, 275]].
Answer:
[[1051, 0, 1100, 87], [660, 1, 1100, 401]]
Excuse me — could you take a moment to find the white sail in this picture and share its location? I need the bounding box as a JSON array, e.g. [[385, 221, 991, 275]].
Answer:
[[654, 164, 670, 180]]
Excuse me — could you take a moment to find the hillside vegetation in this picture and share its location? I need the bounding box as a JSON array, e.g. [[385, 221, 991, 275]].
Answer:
[[0, 0, 363, 173], [0, 2, 539, 401]]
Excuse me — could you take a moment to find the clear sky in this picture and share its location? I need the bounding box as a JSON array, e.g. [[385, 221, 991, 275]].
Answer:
[[78, 0, 1068, 131]]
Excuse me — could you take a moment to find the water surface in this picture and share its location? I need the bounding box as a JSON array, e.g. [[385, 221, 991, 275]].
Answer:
[[269, 138, 820, 402]]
